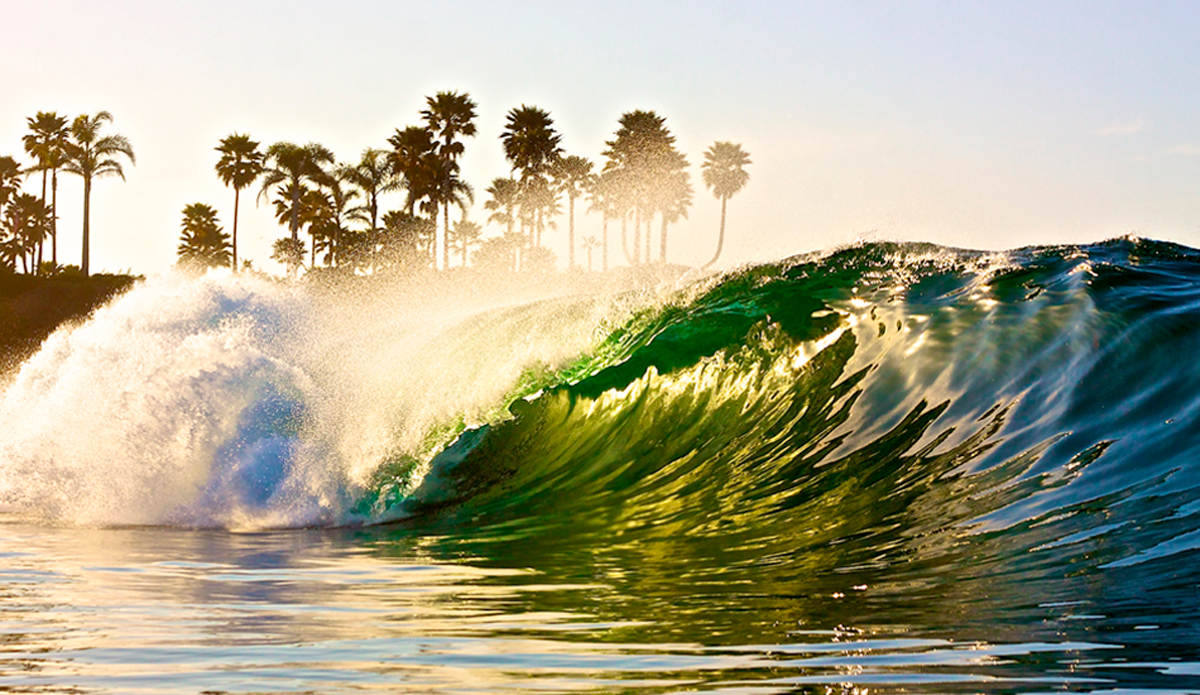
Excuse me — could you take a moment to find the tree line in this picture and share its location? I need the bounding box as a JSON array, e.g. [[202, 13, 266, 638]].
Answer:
[[1, 111, 134, 277], [3, 94, 750, 278]]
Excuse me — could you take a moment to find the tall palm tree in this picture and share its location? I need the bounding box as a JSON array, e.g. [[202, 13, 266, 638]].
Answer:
[[422, 91, 477, 269], [657, 166, 693, 263], [387, 125, 438, 216], [581, 235, 600, 273], [501, 106, 563, 250], [552, 155, 595, 271], [341, 148, 400, 268], [586, 170, 617, 273], [601, 110, 689, 266], [215, 133, 264, 272], [22, 112, 70, 270], [259, 141, 334, 248], [484, 177, 519, 237], [0, 156, 20, 208], [310, 171, 361, 269], [61, 111, 135, 277], [3, 193, 51, 274], [424, 155, 474, 252], [700, 142, 751, 269], [177, 202, 231, 270], [448, 219, 482, 268]]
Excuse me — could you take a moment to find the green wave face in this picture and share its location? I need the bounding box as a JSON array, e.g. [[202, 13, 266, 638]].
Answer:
[[362, 238, 1200, 645]]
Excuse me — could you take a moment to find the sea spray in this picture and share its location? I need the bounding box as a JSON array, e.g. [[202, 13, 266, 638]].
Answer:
[[0, 268, 660, 528]]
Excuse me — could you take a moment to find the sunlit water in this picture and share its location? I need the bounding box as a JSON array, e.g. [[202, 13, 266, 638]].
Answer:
[[3, 521, 1197, 694], [4, 239, 1200, 693]]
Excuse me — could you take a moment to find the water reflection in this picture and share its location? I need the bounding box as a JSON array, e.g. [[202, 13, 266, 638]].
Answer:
[[2, 519, 1199, 694]]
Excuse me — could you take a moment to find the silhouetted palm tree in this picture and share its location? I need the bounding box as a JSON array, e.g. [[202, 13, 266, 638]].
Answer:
[[215, 133, 264, 271], [271, 184, 329, 269], [379, 210, 434, 270], [176, 203, 231, 271], [341, 148, 400, 268], [61, 111, 135, 277], [448, 219, 482, 268], [657, 167, 693, 263], [422, 91, 478, 270], [259, 142, 334, 255], [310, 172, 361, 268], [552, 155, 595, 270], [2, 193, 51, 274], [0, 156, 20, 209], [423, 153, 474, 263], [387, 126, 438, 216], [701, 142, 751, 269], [581, 235, 600, 272], [270, 237, 305, 276], [602, 110, 689, 265], [484, 177, 519, 238], [22, 112, 70, 270], [586, 170, 619, 272], [501, 106, 563, 248]]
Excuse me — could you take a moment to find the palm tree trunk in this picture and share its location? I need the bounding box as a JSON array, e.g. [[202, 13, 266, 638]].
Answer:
[[633, 209, 641, 265], [51, 169, 58, 266], [660, 214, 668, 263], [37, 169, 47, 275], [601, 215, 609, 273], [443, 203, 450, 271], [568, 194, 576, 271], [703, 195, 728, 270], [231, 187, 241, 271], [645, 218, 652, 264], [82, 176, 91, 277], [621, 212, 632, 266], [289, 185, 300, 242]]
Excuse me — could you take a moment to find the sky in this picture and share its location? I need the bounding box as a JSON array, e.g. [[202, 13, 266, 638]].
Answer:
[[2, 0, 1199, 275]]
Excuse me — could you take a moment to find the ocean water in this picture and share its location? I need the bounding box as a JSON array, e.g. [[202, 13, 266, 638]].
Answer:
[[3, 237, 1200, 693]]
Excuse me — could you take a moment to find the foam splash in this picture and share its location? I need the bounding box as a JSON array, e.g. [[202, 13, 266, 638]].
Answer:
[[0, 270, 644, 529]]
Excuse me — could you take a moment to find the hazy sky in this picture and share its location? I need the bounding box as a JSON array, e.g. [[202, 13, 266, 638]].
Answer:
[[3, 0, 1198, 274]]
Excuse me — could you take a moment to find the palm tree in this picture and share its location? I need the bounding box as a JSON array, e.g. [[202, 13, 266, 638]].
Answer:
[[341, 148, 400, 269], [2, 193, 51, 274], [700, 142, 751, 269], [379, 210, 434, 270], [310, 171, 361, 268], [259, 141, 334, 252], [215, 133, 264, 272], [601, 110, 689, 265], [448, 219, 482, 268], [656, 166, 693, 263], [552, 155, 595, 270], [387, 126, 438, 216], [0, 156, 20, 209], [581, 235, 600, 272], [484, 177, 519, 237], [61, 111, 135, 277], [422, 91, 477, 270], [501, 106, 563, 249], [424, 156, 474, 256], [270, 237, 305, 275], [176, 203, 231, 271], [22, 112, 70, 269], [271, 184, 330, 269]]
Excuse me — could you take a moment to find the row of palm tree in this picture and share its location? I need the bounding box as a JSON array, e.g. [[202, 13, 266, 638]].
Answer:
[[2, 111, 136, 277], [195, 92, 750, 276]]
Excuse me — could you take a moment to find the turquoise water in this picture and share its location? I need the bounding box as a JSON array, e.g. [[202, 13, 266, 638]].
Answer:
[[4, 238, 1200, 692]]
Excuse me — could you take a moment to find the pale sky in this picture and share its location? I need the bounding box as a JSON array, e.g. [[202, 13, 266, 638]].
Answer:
[[2, 0, 1198, 275]]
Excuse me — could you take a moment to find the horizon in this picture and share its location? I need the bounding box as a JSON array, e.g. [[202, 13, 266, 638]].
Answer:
[[3, 0, 1198, 276]]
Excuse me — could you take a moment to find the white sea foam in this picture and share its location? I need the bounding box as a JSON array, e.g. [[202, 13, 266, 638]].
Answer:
[[0, 269, 652, 529]]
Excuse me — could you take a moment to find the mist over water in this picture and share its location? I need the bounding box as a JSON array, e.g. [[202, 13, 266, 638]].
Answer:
[[0, 269, 656, 528]]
